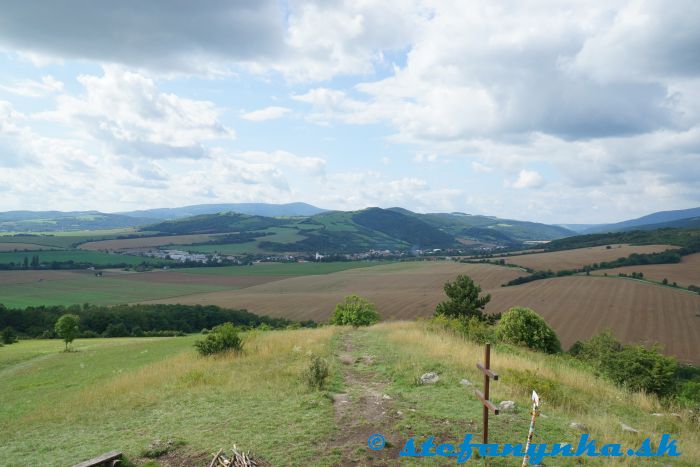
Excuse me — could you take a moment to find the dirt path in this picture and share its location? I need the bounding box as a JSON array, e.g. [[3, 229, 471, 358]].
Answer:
[[329, 331, 402, 466]]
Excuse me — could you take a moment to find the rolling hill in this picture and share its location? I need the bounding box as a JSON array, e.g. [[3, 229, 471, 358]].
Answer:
[[121, 202, 326, 219], [0, 211, 157, 232], [583, 206, 700, 233]]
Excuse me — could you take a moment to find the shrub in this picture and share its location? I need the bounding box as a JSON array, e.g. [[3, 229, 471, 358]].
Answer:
[[497, 307, 561, 354], [303, 354, 330, 390], [430, 315, 498, 345], [330, 295, 380, 326], [435, 275, 491, 321], [1, 327, 18, 344], [573, 330, 678, 396], [102, 322, 129, 337], [194, 322, 242, 356]]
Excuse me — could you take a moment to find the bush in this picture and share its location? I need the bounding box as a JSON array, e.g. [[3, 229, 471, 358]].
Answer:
[[303, 354, 330, 390], [194, 322, 242, 356], [435, 275, 492, 321], [102, 322, 129, 337], [329, 295, 380, 327], [430, 315, 498, 345], [572, 330, 678, 396], [497, 307, 561, 354], [1, 327, 18, 344]]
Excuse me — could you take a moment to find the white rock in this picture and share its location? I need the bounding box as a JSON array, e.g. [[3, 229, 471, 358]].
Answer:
[[382, 394, 392, 400], [459, 379, 472, 386], [420, 372, 440, 384], [569, 422, 588, 431], [498, 400, 516, 412]]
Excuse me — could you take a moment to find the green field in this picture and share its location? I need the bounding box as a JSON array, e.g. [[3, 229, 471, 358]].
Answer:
[[179, 226, 312, 254], [184, 261, 390, 276], [0, 250, 153, 266], [0, 229, 138, 249], [0, 276, 230, 308], [1, 323, 696, 465]]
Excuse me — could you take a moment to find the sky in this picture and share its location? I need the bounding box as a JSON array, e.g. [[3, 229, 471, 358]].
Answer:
[[0, 0, 698, 224]]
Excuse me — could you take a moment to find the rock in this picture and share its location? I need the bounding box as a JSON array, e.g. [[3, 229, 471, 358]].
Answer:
[[382, 394, 392, 400], [459, 379, 472, 386], [339, 355, 354, 365], [651, 413, 664, 417], [498, 400, 516, 412], [420, 372, 440, 384], [569, 422, 588, 431], [670, 413, 682, 420], [620, 423, 639, 434], [396, 410, 403, 416]]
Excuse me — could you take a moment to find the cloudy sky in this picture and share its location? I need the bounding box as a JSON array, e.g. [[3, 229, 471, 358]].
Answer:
[[0, 0, 698, 223]]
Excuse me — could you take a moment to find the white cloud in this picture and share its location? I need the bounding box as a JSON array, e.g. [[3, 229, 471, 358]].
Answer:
[[0, 75, 63, 97], [38, 66, 231, 157], [510, 169, 545, 189], [471, 161, 493, 173], [241, 106, 291, 121]]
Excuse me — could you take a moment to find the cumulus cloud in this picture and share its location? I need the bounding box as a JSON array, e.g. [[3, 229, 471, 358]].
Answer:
[[38, 66, 230, 158], [510, 170, 545, 189], [241, 106, 291, 121]]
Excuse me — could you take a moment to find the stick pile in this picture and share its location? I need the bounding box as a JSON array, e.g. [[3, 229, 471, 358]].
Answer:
[[209, 446, 258, 467]]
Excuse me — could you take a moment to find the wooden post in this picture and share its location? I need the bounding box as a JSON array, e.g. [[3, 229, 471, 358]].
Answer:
[[475, 343, 499, 444]]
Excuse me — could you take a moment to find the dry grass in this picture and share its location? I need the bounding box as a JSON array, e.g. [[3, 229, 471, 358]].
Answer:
[[376, 321, 700, 465]]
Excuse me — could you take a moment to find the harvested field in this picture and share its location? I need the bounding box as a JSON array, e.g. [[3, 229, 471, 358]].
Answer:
[[111, 270, 286, 288], [495, 243, 676, 271], [0, 243, 59, 252], [486, 276, 700, 364], [592, 252, 700, 288], [145, 262, 524, 322], [79, 234, 221, 251]]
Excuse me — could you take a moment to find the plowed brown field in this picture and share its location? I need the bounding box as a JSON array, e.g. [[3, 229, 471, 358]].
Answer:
[[592, 252, 700, 288], [144, 262, 523, 321], [486, 276, 700, 364], [111, 270, 286, 288], [79, 234, 219, 251], [496, 243, 675, 271]]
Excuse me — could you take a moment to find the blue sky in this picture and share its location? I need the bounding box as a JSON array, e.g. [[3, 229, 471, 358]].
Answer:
[[0, 0, 698, 224]]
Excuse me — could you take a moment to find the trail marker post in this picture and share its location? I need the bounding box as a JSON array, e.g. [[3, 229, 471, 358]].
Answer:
[[474, 343, 499, 444], [522, 390, 541, 467]]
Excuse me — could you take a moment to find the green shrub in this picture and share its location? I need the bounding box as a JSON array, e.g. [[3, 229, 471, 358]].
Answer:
[[497, 307, 561, 354], [572, 330, 678, 396], [303, 354, 330, 390], [430, 315, 497, 344], [194, 322, 242, 356], [1, 327, 18, 344], [330, 295, 380, 326]]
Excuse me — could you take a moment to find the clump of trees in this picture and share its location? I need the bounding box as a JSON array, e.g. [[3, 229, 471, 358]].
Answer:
[[497, 307, 561, 354], [0, 303, 315, 339], [570, 330, 678, 396], [330, 295, 380, 327], [194, 323, 243, 356], [1, 327, 18, 345]]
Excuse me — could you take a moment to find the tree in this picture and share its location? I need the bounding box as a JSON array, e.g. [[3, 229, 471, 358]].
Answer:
[[55, 314, 80, 350], [330, 295, 380, 326], [1, 327, 18, 344], [435, 275, 491, 321], [497, 307, 561, 353], [194, 322, 242, 356]]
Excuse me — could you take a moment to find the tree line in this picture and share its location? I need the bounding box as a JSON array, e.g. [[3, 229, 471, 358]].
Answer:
[[0, 303, 316, 339]]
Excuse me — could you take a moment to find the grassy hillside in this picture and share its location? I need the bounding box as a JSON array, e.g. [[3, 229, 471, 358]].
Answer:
[[1, 323, 697, 465], [0, 211, 156, 232], [544, 228, 700, 251]]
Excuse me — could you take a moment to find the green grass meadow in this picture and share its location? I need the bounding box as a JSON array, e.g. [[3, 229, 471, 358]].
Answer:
[[0, 249, 151, 266], [0, 276, 230, 308]]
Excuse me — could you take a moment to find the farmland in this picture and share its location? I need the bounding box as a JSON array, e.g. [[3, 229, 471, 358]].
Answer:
[[494, 243, 676, 271], [78, 233, 221, 251], [0, 243, 60, 252], [591, 252, 700, 288], [0, 249, 152, 267]]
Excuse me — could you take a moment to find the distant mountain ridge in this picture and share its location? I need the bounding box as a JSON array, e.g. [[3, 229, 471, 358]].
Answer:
[[583, 207, 700, 233], [121, 202, 326, 219]]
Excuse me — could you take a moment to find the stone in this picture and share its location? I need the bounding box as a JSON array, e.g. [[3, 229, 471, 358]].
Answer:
[[498, 400, 516, 412], [459, 379, 472, 386], [620, 423, 639, 434], [569, 422, 588, 431], [339, 355, 354, 365], [420, 372, 440, 384], [382, 394, 392, 400]]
